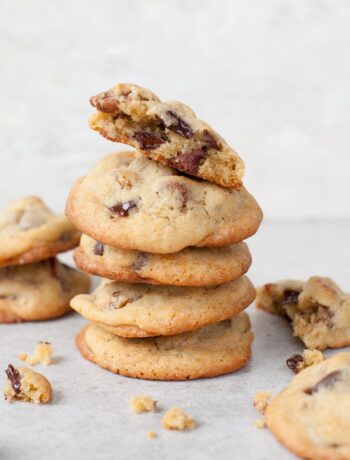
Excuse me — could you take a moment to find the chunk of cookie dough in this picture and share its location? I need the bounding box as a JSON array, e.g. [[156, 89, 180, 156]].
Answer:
[[0, 196, 80, 267], [4, 364, 52, 404], [74, 234, 252, 287], [161, 407, 195, 430], [89, 83, 244, 189], [0, 258, 90, 323], [19, 342, 53, 366], [266, 352, 350, 460], [256, 277, 350, 350], [66, 151, 262, 254], [76, 312, 253, 380], [70, 276, 255, 338], [286, 349, 324, 374]]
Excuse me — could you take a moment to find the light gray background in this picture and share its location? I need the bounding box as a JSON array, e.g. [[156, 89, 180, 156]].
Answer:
[[1, 1, 349, 459]]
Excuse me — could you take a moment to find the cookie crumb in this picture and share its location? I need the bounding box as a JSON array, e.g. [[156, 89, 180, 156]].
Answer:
[[161, 406, 195, 430], [287, 349, 324, 373], [18, 353, 27, 361], [23, 342, 53, 366], [147, 431, 157, 440], [253, 391, 271, 414], [4, 365, 52, 404], [130, 395, 157, 413], [254, 418, 266, 429]]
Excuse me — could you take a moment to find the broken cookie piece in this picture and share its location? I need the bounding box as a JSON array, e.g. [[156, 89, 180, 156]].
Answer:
[[161, 406, 195, 431], [4, 364, 52, 404], [19, 342, 53, 366], [286, 349, 324, 374], [89, 83, 244, 188], [130, 395, 157, 413], [256, 277, 350, 350]]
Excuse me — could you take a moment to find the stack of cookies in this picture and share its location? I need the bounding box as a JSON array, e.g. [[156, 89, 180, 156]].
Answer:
[[0, 196, 90, 323], [67, 84, 263, 381]]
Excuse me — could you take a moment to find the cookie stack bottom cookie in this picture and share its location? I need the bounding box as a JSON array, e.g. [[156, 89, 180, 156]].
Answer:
[[76, 313, 253, 381]]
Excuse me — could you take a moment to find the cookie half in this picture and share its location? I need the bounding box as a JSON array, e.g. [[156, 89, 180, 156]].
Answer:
[[89, 83, 244, 189], [70, 276, 255, 337], [0, 196, 80, 267], [266, 352, 350, 460], [76, 312, 253, 380], [66, 151, 262, 254], [257, 277, 350, 350], [0, 258, 90, 323], [74, 234, 252, 286]]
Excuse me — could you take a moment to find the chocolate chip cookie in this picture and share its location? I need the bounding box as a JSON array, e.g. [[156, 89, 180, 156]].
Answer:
[[76, 312, 253, 380], [70, 276, 255, 337], [256, 277, 350, 350], [66, 151, 262, 254], [0, 258, 90, 323], [0, 196, 80, 267], [89, 83, 244, 188], [266, 352, 350, 460], [74, 234, 252, 286], [4, 364, 52, 404]]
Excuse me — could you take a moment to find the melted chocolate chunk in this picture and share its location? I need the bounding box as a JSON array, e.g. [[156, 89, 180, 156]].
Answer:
[[170, 148, 207, 175], [304, 370, 342, 395], [202, 129, 222, 150], [132, 253, 148, 271], [165, 111, 193, 139], [5, 364, 21, 395], [109, 201, 137, 217], [281, 289, 300, 306], [90, 92, 119, 113], [165, 182, 188, 209], [93, 242, 105, 256], [286, 354, 304, 373], [134, 132, 167, 150]]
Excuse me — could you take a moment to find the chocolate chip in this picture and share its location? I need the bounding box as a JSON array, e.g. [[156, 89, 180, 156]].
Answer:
[[133, 132, 167, 150], [132, 253, 148, 271], [165, 182, 188, 210], [109, 201, 137, 217], [286, 354, 304, 373], [202, 129, 222, 150], [90, 92, 119, 112], [93, 242, 104, 256], [170, 148, 207, 175], [304, 370, 342, 395], [165, 111, 193, 139], [281, 290, 300, 306], [5, 364, 21, 395]]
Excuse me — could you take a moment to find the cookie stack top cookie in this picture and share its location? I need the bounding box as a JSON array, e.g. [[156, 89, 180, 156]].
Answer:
[[0, 196, 90, 323], [67, 83, 262, 380]]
